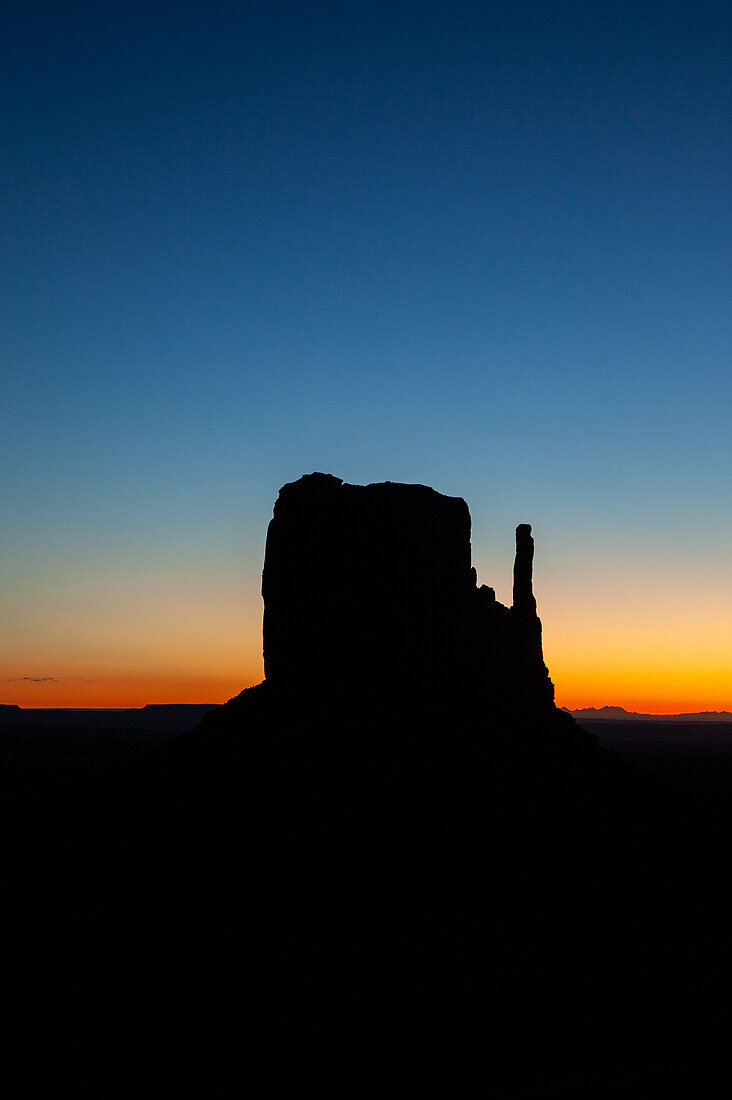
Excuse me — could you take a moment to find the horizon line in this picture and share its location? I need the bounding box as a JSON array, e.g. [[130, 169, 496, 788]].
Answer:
[[5, 700, 732, 717]]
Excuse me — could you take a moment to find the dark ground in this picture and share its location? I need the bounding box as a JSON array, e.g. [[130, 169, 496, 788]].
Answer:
[[4, 711, 730, 788], [1, 700, 731, 1098], [577, 718, 732, 795]]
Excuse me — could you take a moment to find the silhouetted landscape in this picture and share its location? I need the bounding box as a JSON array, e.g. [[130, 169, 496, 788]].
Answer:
[[568, 705, 732, 722], [0, 704, 216, 769], [571, 713, 732, 797], [3, 474, 731, 1097]]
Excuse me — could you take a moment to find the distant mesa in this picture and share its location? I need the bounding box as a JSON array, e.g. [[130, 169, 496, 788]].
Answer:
[[566, 705, 732, 723], [0, 703, 219, 731]]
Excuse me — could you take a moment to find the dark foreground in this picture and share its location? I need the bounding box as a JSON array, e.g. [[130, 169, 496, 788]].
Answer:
[[2, 691, 732, 1098], [579, 717, 732, 795]]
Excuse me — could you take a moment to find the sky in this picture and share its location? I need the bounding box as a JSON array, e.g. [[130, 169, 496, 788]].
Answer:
[[2, 0, 731, 711]]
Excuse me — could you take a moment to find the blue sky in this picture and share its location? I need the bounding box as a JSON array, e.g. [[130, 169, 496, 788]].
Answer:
[[2, 1, 731, 707]]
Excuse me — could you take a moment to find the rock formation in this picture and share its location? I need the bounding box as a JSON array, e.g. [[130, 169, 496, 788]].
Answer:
[[512, 522, 536, 612], [261, 472, 553, 708]]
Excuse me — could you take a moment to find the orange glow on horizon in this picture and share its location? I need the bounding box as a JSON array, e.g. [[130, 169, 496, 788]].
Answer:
[[2, 668, 264, 710], [551, 663, 732, 716], [554, 695, 732, 716], [3, 567, 729, 713], [7, 673, 730, 715]]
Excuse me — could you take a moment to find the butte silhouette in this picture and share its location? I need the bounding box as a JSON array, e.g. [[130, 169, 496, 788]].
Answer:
[[3, 473, 731, 1098]]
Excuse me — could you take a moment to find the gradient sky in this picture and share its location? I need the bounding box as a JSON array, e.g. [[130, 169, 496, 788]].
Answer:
[[2, 1, 731, 711]]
